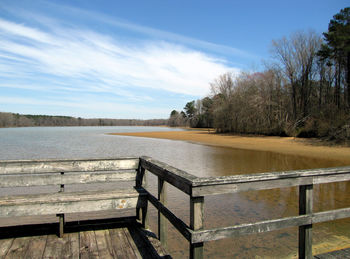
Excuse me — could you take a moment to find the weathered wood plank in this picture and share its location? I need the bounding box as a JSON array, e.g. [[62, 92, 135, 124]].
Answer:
[[140, 156, 195, 195], [0, 238, 13, 257], [146, 190, 191, 241], [0, 189, 144, 217], [192, 177, 313, 196], [127, 226, 170, 258], [191, 207, 350, 243], [0, 157, 139, 174], [122, 227, 142, 259], [192, 166, 350, 186], [190, 196, 204, 259], [191, 214, 311, 243], [80, 230, 99, 259], [23, 235, 47, 259], [69, 232, 80, 259], [94, 229, 115, 259], [191, 172, 350, 196], [158, 177, 167, 250], [0, 170, 136, 188], [42, 233, 77, 258], [4, 236, 31, 259], [299, 185, 313, 259], [109, 228, 138, 259]]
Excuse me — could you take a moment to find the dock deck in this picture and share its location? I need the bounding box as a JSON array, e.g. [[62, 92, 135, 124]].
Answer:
[[0, 219, 170, 259]]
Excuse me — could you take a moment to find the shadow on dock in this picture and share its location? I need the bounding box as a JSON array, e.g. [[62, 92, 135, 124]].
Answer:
[[0, 217, 171, 259]]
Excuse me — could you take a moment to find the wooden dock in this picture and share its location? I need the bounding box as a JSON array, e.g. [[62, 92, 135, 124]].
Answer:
[[0, 157, 350, 258], [0, 219, 170, 259]]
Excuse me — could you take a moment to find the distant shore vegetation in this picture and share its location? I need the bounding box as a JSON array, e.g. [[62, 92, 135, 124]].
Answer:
[[0, 112, 167, 127], [169, 7, 350, 144]]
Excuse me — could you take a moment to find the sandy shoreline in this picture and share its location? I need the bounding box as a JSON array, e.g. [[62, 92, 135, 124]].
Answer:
[[110, 130, 350, 164]]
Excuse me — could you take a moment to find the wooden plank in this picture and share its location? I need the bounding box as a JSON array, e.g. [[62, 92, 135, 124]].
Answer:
[[127, 226, 167, 258], [192, 166, 350, 186], [147, 190, 191, 241], [109, 228, 138, 259], [158, 177, 167, 250], [191, 166, 350, 196], [140, 156, 195, 195], [191, 174, 350, 197], [80, 230, 99, 259], [0, 189, 144, 217], [0, 197, 140, 217], [58, 214, 65, 238], [312, 207, 350, 224], [191, 207, 350, 243], [0, 194, 142, 217], [299, 185, 313, 259], [192, 177, 313, 196], [0, 239, 13, 257], [190, 196, 204, 259], [4, 236, 31, 259], [42, 233, 77, 258], [0, 189, 140, 206], [191, 214, 311, 243], [69, 232, 80, 259], [0, 170, 136, 188], [94, 229, 115, 259], [127, 226, 170, 258], [122, 227, 142, 259], [0, 157, 139, 174], [23, 235, 47, 259]]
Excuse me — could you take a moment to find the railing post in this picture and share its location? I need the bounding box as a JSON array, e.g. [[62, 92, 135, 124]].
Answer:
[[190, 196, 204, 259], [158, 177, 167, 249], [299, 184, 313, 259], [57, 172, 65, 238], [136, 164, 148, 228]]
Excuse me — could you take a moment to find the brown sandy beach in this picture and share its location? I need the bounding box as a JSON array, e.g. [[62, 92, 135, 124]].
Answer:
[[110, 130, 350, 165]]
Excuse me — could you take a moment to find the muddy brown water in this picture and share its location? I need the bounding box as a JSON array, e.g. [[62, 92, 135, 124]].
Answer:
[[0, 127, 349, 258]]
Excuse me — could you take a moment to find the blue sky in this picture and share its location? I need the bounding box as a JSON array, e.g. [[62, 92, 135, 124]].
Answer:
[[0, 0, 348, 119]]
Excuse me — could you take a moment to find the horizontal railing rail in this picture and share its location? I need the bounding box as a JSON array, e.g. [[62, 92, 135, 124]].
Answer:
[[137, 157, 350, 259]]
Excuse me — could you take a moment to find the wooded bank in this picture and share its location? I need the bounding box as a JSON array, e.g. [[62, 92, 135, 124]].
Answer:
[[169, 8, 350, 144], [0, 112, 167, 128]]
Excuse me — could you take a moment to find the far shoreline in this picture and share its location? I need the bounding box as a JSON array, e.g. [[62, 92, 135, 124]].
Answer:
[[110, 130, 350, 165]]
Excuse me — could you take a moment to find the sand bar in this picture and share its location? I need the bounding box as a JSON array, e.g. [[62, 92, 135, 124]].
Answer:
[[110, 130, 350, 164]]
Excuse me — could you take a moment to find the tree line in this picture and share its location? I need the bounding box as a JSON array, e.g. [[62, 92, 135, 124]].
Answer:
[[169, 8, 350, 143], [0, 112, 167, 128]]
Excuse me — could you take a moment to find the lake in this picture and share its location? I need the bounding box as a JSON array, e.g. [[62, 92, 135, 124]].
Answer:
[[0, 126, 349, 258]]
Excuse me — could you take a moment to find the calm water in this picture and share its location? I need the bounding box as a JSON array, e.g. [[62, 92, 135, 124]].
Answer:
[[0, 126, 349, 258]]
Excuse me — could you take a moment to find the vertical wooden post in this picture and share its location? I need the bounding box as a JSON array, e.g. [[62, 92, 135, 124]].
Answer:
[[57, 172, 65, 238], [190, 196, 204, 259], [57, 213, 65, 238], [299, 184, 313, 259], [158, 177, 167, 249], [136, 165, 148, 229]]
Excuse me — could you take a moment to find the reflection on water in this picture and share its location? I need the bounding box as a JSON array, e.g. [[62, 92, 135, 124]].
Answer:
[[0, 127, 349, 258]]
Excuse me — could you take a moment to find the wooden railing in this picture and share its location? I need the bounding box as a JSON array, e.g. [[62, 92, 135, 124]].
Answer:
[[1, 157, 349, 258], [138, 156, 350, 259], [0, 157, 145, 237]]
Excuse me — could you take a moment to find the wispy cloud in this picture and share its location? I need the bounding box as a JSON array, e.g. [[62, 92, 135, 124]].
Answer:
[[0, 3, 243, 118]]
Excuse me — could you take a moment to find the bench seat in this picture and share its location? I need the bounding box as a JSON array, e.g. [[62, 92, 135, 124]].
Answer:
[[0, 188, 145, 217]]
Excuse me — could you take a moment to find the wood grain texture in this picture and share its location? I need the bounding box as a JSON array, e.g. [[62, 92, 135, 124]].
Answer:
[[0, 157, 139, 174], [140, 156, 195, 195], [0, 189, 144, 217], [0, 170, 136, 188]]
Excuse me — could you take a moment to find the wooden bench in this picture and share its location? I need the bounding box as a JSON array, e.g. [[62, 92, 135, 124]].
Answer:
[[0, 157, 147, 237]]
